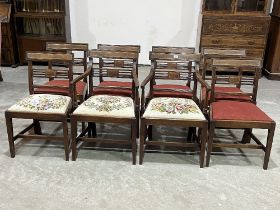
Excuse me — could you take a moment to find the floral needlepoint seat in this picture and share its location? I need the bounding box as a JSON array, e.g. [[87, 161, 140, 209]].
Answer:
[[73, 95, 135, 118], [8, 94, 71, 114], [143, 97, 205, 120]]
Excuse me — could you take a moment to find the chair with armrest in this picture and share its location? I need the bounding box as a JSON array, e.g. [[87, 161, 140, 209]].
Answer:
[[71, 49, 139, 164], [5, 52, 74, 160], [206, 58, 276, 169], [45, 42, 89, 104], [95, 44, 140, 95], [139, 52, 208, 167]]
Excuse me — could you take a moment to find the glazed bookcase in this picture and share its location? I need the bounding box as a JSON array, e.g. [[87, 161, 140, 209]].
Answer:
[[13, 0, 70, 64]]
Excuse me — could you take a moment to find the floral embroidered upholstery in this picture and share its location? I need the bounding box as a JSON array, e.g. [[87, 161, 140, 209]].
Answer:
[[73, 95, 135, 118], [8, 94, 71, 114], [143, 97, 205, 120]]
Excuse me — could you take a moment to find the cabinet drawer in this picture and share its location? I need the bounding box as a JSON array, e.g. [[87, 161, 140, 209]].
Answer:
[[245, 48, 264, 58], [201, 35, 266, 48], [202, 19, 269, 35]]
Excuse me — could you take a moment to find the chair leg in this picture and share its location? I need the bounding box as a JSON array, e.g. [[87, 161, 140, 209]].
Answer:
[[87, 122, 96, 138], [263, 125, 275, 170], [131, 121, 137, 165], [5, 115, 15, 158], [71, 117, 78, 161], [63, 120, 69, 161], [0, 71, 3, 82], [147, 125, 153, 140], [199, 126, 207, 168], [206, 123, 215, 167], [241, 128, 252, 144], [139, 121, 146, 165], [33, 120, 42, 135]]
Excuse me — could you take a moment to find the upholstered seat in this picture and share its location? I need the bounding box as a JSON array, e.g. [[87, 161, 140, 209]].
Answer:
[[36, 80, 86, 96], [8, 94, 71, 114], [211, 101, 272, 122], [73, 95, 135, 118], [202, 86, 251, 101], [151, 84, 193, 98], [143, 97, 205, 120], [93, 81, 132, 96]]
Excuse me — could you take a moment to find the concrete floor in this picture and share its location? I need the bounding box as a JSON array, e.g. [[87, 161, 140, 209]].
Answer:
[[0, 66, 280, 210]]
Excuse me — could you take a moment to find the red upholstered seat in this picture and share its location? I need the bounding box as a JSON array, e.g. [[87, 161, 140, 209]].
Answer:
[[152, 84, 193, 98], [93, 81, 132, 96], [202, 86, 251, 101], [36, 80, 86, 96], [211, 101, 272, 122]]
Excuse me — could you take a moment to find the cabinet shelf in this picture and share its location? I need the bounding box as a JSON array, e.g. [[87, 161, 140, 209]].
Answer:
[[13, 0, 69, 64]]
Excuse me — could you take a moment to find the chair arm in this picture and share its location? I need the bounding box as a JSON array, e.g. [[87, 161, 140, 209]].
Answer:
[[70, 67, 92, 105], [141, 69, 154, 89], [196, 72, 211, 114]]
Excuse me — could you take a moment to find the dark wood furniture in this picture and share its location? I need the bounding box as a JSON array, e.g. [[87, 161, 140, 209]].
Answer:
[[5, 52, 74, 160], [206, 58, 275, 169], [71, 50, 139, 164], [199, 48, 247, 109], [152, 46, 195, 54], [13, 0, 70, 65], [45, 42, 89, 104], [0, 2, 18, 66], [139, 52, 208, 167], [200, 0, 271, 61], [0, 18, 2, 81], [263, 0, 280, 80]]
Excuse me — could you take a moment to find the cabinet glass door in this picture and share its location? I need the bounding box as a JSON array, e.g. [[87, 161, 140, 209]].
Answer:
[[15, 0, 64, 13], [236, 0, 266, 12], [204, 0, 233, 12]]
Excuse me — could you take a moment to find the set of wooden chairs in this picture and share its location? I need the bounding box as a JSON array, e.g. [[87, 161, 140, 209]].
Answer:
[[4, 44, 276, 169]]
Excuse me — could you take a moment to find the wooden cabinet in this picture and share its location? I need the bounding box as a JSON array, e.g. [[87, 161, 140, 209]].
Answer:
[[200, 0, 271, 62], [0, 2, 18, 66], [13, 0, 70, 64], [263, 0, 280, 80]]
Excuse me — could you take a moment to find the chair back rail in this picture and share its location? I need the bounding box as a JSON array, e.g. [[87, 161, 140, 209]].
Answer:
[[26, 52, 74, 96], [152, 46, 195, 54], [98, 44, 141, 53], [149, 52, 201, 100], [88, 49, 138, 98], [210, 58, 262, 104]]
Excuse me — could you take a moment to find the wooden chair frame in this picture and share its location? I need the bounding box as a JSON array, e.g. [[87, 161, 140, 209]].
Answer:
[[206, 58, 275, 169], [71, 50, 139, 164], [152, 46, 195, 54], [140, 52, 208, 167], [141, 52, 201, 114], [5, 52, 74, 160], [46, 42, 89, 103]]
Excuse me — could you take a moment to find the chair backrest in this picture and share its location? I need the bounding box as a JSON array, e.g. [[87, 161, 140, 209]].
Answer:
[[209, 58, 262, 103], [26, 52, 74, 95], [97, 44, 140, 75], [149, 52, 201, 100], [152, 46, 195, 54], [98, 44, 140, 53], [202, 48, 247, 79], [46, 42, 88, 76], [88, 49, 138, 97]]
